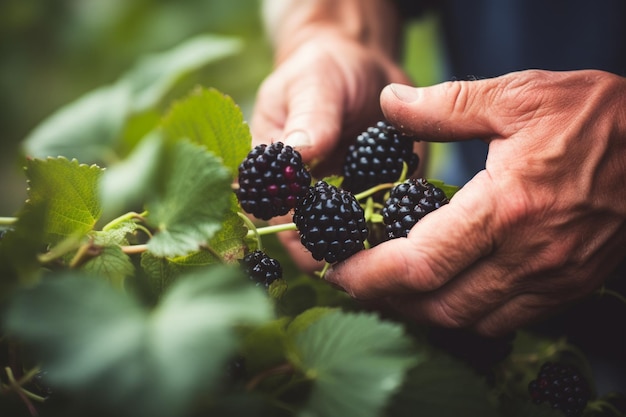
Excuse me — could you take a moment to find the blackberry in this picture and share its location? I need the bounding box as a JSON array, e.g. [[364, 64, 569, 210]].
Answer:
[[293, 180, 368, 263], [342, 120, 420, 194], [240, 250, 282, 288], [528, 361, 591, 417], [237, 142, 311, 220], [382, 178, 448, 239]]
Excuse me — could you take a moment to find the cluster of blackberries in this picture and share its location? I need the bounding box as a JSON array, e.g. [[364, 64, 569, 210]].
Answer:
[[235, 121, 448, 266], [528, 361, 591, 417], [240, 250, 282, 288]]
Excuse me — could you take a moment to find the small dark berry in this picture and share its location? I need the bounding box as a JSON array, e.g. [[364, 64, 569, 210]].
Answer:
[[293, 180, 368, 263], [240, 250, 282, 288], [382, 178, 449, 239], [528, 361, 591, 417], [342, 120, 420, 194], [237, 142, 311, 220]]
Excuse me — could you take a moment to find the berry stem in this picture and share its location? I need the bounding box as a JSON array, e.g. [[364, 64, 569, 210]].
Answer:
[[237, 212, 263, 251], [354, 182, 395, 202], [249, 222, 299, 237], [102, 210, 148, 232], [595, 286, 626, 306], [0, 217, 17, 226], [121, 244, 149, 255]]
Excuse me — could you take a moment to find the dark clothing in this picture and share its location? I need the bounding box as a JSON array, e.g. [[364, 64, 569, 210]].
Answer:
[[397, 0, 626, 184]]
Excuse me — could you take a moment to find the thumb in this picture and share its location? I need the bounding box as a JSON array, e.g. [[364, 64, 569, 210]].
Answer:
[[380, 78, 510, 141]]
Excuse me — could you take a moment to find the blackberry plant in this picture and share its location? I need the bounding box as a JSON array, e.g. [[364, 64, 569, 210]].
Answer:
[[1, 81, 618, 417]]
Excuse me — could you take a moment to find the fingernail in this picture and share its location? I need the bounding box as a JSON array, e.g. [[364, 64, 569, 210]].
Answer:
[[284, 130, 312, 148], [390, 83, 420, 103]]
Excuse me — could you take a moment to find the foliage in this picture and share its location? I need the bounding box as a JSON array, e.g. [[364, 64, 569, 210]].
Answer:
[[1, 30, 625, 417]]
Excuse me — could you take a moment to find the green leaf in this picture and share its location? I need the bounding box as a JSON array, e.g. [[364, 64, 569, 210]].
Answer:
[[94, 220, 138, 246], [203, 208, 248, 264], [5, 266, 273, 417], [0, 200, 47, 297], [384, 353, 498, 417], [100, 130, 165, 219], [240, 317, 291, 375], [21, 35, 243, 166], [161, 87, 252, 175], [26, 157, 103, 245], [122, 34, 243, 112], [292, 311, 419, 417], [21, 83, 131, 164], [81, 245, 135, 290], [146, 140, 232, 257]]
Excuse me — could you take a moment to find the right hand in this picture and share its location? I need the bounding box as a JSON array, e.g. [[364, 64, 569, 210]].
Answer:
[[251, 30, 416, 272]]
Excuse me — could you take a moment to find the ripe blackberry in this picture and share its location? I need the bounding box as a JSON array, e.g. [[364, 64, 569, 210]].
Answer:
[[237, 142, 311, 220], [382, 178, 448, 239], [293, 181, 368, 263], [240, 250, 282, 288], [342, 121, 420, 194], [528, 361, 590, 417]]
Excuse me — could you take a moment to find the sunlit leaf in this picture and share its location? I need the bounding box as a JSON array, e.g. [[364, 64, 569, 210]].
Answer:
[[292, 311, 419, 417], [146, 140, 232, 257], [5, 266, 273, 417], [26, 157, 103, 245], [82, 245, 135, 290], [161, 87, 251, 175]]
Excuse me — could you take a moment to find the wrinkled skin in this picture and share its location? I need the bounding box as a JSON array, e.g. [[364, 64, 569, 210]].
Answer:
[[251, 29, 626, 336], [325, 69, 626, 336]]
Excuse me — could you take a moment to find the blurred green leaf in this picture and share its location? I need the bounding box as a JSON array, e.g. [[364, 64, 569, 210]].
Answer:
[[161, 87, 252, 175], [0, 200, 47, 296], [384, 354, 498, 417], [26, 157, 103, 245], [20, 35, 243, 167], [22, 83, 131, 164], [146, 140, 232, 257], [292, 310, 419, 417], [123, 34, 243, 112], [5, 266, 273, 417], [100, 130, 165, 219]]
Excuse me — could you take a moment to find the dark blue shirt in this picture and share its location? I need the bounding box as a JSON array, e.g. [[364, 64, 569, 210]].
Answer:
[[397, 0, 626, 183]]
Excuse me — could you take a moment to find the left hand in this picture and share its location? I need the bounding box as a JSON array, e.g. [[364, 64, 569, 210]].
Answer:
[[325, 69, 626, 336]]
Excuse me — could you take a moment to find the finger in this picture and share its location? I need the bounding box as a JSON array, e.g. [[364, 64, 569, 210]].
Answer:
[[380, 74, 522, 141], [384, 256, 518, 330], [471, 294, 558, 337], [324, 173, 498, 299]]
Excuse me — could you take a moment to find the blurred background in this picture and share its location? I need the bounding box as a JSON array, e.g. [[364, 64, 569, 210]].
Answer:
[[0, 0, 273, 215], [0, 0, 442, 216]]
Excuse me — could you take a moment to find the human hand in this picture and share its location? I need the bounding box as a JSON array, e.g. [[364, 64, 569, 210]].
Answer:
[[251, 29, 417, 271], [325, 69, 626, 336], [251, 30, 413, 178]]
